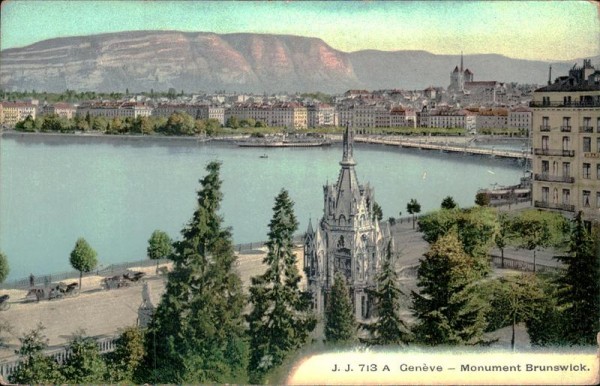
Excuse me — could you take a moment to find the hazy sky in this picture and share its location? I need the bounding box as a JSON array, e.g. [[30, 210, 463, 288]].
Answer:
[[1, 0, 599, 61]]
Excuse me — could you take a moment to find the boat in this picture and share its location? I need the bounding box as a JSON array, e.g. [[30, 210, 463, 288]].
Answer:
[[237, 134, 332, 148], [259, 154, 268, 159]]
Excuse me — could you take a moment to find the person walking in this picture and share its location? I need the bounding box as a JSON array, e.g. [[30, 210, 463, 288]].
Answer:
[[29, 273, 35, 288]]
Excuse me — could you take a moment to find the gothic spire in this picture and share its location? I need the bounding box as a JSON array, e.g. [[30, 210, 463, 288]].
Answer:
[[460, 51, 463, 73], [341, 121, 356, 166]]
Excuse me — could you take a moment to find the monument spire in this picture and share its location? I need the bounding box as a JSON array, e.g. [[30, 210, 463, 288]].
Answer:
[[460, 51, 463, 72], [341, 121, 356, 166]]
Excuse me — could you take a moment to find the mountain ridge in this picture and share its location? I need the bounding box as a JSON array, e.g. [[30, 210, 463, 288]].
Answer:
[[2, 30, 598, 93]]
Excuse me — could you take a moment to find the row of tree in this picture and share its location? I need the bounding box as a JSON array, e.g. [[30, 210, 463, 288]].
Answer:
[[15, 112, 224, 137]]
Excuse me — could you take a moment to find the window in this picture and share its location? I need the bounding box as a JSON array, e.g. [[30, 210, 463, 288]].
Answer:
[[542, 116, 549, 130], [597, 164, 600, 179], [562, 136, 570, 151], [540, 161, 549, 174], [542, 187, 549, 203], [583, 190, 591, 207], [583, 163, 591, 179], [562, 189, 570, 205], [583, 137, 591, 152], [584, 117, 591, 127], [563, 162, 571, 177], [597, 192, 600, 209], [542, 136, 549, 150]]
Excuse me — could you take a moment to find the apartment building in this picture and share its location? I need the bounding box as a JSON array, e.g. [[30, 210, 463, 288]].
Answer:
[[508, 107, 532, 131], [307, 104, 335, 128], [475, 108, 508, 130], [0, 102, 37, 126], [531, 59, 600, 224], [42, 103, 77, 119], [152, 104, 198, 119], [197, 105, 225, 125], [78, 102, 153, 119]]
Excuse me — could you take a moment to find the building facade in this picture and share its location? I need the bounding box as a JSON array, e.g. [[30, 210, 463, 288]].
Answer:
[[0, 102, 36, 126], [304, 124, 391, 320], [531, 59, 600, 224]]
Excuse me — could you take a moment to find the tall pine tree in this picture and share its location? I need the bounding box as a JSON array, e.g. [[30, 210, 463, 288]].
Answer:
[[555, 211, 600, 345], [140, 161, 247, 383], [362, 242, 411, 346], [246, 189, 316, 384], [411, 232, 487, 345], [325, 273, 357, 344]]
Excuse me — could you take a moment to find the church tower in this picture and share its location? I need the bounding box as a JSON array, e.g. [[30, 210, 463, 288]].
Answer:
[[304, 123, 390, 320]]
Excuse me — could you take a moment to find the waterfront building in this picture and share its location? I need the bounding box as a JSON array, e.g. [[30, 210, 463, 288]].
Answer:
[[78, 102, 153, 119], [0, 102, 36, 126], [531, 59, 600, 224], [508, 107, 532, 132], [42, 103, 76, 119], [197, 105, 225, 125], [425, 107, 477, 131], [304, 124, 391, 320], [271, 102, 307, 129], [152, 104, 198, 119], [307, 103, 336, 128], [475, 108, 508, 131], [390, 107, 417, 128]]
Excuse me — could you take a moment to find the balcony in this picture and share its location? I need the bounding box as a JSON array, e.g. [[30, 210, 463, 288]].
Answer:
[[560, 126, 572, 132], [539, 125, 551, 132], [579, 126, 594, 133], [533, 148, 575, 157], [534, 201, 575, 212], [534, 173, 575, 183], [529, 100, 600, 108]]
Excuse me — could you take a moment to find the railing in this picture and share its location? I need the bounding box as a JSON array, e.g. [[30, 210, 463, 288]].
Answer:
[[529, 100, 600, 108], [534, 173, 575, 183], [490, 254, 562, 273], [560, 126, 571, 132], [0, 335, 119, 379], [579, 126, 594, 133], [1, 237, 306, 290], [539, 125, 551, 132], [534, 200, 575, 212], [533, 148, 575, 157]]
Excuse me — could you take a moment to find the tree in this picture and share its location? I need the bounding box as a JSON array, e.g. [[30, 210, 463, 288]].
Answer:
[[141, 161, 247, 384], [60, 332, 106, 384], [411, 232, 487, 346], [69, 238, 98, 290], [9, 324, 65, 384], [554, 212, 600, 345], [165, 112, 195, 135], [406, 198, 421, 229], [494, 213, 513, 268], [372, 201, 383, 222], [246, 189, 316, 384], [0, 251, 9, 283], [105, 327, 145, 383], [511, 209, 567, 272], [146, 230, 173, 272], [226, 115, 240, 129], [475, 192, 490, 206], [483, 274, 543, 350], [441, 196, 457, 209], [15, 115, 36, 132], [362, 242, 411, 346], [325, 273, 356, 344]]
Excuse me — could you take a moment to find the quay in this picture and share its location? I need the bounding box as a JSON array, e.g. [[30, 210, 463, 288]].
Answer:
[[354, 135, 532, 160]]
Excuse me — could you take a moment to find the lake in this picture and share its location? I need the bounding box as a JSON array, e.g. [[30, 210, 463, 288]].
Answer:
[[0, 133, 524, 280]]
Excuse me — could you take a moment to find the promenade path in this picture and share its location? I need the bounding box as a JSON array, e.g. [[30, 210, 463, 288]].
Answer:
[[0, 218, 560, 361]]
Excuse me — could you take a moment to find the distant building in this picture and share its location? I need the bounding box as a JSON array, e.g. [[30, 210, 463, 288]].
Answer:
[[42, 103, 76, 119], [475, 108, 508, 130], [307, 103, 336, 128], [508, 107, 532, 131], [448, 53, 473, 93], [197, 105, 225, 125], [304, 124, 391, 320], [0, 102, 36, 126], [531, 59, 600, 224]]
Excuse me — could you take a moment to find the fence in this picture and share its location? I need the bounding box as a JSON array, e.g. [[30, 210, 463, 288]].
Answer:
[[490, 254, 562, 273], [2, 236, 307, 290], [0, 335, 119, 379]]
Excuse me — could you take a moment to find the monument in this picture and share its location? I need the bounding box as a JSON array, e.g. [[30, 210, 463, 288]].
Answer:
[[303, 123, 392, 320]]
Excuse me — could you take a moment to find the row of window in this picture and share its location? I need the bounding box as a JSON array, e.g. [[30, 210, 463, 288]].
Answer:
[[540, 136, 600, 152], [542, 116, 600, 129], [541, 160, 600, 179], [541, 187, 600, 208]]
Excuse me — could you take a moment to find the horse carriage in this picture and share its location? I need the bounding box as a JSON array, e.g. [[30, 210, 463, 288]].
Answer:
[[101, 271, 145, 290], [25, 282, 80, 302], [0, 294, 10, 311]]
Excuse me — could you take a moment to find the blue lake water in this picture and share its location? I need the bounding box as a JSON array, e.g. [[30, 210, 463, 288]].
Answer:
[[0, 134, 524, 280]]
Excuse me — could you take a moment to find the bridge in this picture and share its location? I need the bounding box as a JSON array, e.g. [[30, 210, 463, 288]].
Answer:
[[354, 136, 532, 160]]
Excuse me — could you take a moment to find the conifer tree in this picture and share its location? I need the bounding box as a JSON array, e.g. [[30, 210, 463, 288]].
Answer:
[[60, 333, 107, 384], [362, 242, 411, 345], [141, 161, 247, 383], [246, 189, 316, 384], [325, 273, 356, 344], [411, 232, 487, 345], [555, 211, 600, 345]]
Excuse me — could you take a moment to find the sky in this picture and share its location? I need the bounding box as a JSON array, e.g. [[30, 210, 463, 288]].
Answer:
[[1, 0, 599, 61]]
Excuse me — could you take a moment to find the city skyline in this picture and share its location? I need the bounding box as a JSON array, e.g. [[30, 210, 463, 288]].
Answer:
[[1, 0, 599, 61]]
